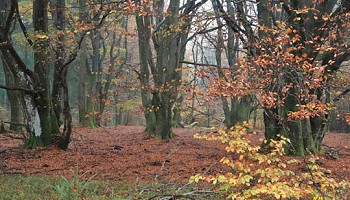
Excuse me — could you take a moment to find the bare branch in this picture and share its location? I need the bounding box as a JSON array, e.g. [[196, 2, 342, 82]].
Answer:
[[4, 0, 16, 33], [15, 0, 33, 46], [333, 88, 350, 102], [62, 11, 113, 70], [181, 60, 218, 67], [0, 83, 38, 94]]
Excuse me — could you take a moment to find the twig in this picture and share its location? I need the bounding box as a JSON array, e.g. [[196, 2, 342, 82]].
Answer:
[[148, 189, 217, 200], [202, 162, 218, 175], [0, 84, 38, 94], [333, 88, 350, 102], [148, 194, 195, 200]]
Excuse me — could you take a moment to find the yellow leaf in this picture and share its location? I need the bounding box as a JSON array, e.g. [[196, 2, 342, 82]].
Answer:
[[274, 193, 281, 199]]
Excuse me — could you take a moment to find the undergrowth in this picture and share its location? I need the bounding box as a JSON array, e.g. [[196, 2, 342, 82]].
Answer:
[[190, 124, 349, 199], [0, 173, 222, 199]]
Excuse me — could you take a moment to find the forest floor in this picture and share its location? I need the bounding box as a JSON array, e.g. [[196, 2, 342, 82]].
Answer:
[[0, 125, 350, 187]]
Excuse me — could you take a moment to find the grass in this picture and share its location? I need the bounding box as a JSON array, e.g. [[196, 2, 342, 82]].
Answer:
[[0, 173, 223, 200]]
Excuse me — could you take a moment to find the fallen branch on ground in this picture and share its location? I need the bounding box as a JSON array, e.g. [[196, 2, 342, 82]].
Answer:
[[148, 189, 217, 200]]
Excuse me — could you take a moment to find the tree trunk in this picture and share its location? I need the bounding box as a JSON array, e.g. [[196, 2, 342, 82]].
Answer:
[[135, 12, 157, 133], [78, 43, 88, 125], [225, 96, 256, 128], [264, 81, 329, 156], [1, 59, 23, 131], [77, 0, 87, 125], [32, 0, 53, 146], [213, 2, 256, 128], [51, 0, 73, 150], [172, 95, 183, 128], [90, 30, 103, 126], [154, 92, 173, 139]]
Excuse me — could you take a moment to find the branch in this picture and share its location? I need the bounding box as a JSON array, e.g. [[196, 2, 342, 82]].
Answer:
[[4, 45, 38, 82], [333, 88, 350, 102], [62, 11, 113, 70], [4, 0, 16, 33], [133, 69, 141, 79], [181, 0, 209, 15], [148, 194, 195, 200], [181, 60, 218, 67], [148, 190, 216, 200], [0, 84, 37, 94], [186, 24, 224, 44], [214, 0, 246, 43], [15, 0, 33, 46]]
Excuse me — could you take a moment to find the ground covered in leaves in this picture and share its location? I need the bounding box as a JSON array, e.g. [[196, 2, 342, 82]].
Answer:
[[0, 126, 349, 185]]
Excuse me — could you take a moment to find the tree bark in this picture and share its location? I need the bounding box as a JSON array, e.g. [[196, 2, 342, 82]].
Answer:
[[136, 0, 205, 139], [213, 0, 256, 128], [32, 0, 53, 146], [1, 58, 24, 131]]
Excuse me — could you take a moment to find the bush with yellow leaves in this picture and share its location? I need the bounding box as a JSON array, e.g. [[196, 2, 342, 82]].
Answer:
[[189, 124, 349, 199]]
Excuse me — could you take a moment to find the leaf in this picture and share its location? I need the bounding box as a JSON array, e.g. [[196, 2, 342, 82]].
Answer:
[[217, 175, 228, 183], [36, 34, 48, 39], [322, 15, 329, 21], [274, 193, 281, 199], [220, 184, 230, 191]]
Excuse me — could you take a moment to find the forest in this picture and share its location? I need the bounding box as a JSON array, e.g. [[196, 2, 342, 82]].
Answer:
[[0, 0, 349, 199]]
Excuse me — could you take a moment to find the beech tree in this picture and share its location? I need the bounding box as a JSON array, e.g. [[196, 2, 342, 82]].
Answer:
[[135, 0, 208, 139], [212, 0, 350, 155], [211, 0, 258, 128], [0, 0, 111, 149], [0, 0, 54, 147]]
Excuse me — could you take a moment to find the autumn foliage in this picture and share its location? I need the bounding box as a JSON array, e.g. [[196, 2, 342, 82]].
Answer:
[[190, 124, 349, 199]]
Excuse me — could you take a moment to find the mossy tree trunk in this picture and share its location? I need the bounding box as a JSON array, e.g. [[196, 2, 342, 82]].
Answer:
[[0, 0, 73, 149], [31, 0, 55, 146], [261, 0, 348, 156], [264, 87, 329, 156], [213, 1, 257, 128], [51, 0, 72, 150], [136, 0, 200, 139], [214, 0, 348, 156]]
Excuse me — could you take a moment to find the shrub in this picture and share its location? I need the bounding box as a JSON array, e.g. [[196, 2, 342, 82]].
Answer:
[[190, 124, 349, 199]]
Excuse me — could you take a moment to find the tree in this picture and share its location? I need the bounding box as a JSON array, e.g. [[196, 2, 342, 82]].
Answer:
[[0, 0, 54, 147], [212, 0, 350, 155], [211, 0, 258, 128], [135, 0, 208, 139], [0, 0, 111, 149], [75, 0, 127, 127], [1, 57, 24, 131]]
